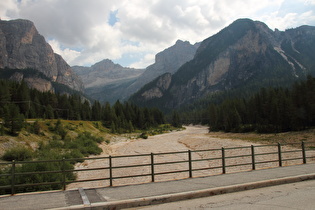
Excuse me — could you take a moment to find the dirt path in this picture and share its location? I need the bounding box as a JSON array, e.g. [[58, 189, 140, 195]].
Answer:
[[67, 126, 314, 189], [67, 126, 208, 189], [110, 126, 208, 155]]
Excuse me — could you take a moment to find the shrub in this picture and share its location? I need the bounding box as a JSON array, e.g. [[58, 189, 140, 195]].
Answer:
[[64, 132, 103, 156], [32, 120, 41, 134], [2, 146, 34, 161], [139, 133, 148, 139]]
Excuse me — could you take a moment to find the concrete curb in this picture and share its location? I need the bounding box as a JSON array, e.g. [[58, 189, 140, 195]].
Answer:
[[51, 173, 315, 210]]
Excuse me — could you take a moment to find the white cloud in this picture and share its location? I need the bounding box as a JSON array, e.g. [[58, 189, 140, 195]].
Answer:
[[0, 0, 19, 19], [1, 0, 315, 68], [129, 53, 155, 69], [48, 39, 81, 65]]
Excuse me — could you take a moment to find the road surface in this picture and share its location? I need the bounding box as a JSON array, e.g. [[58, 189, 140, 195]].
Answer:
[[130, 179, 315, 210]]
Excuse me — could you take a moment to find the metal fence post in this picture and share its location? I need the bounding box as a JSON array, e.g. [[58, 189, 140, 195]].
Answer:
[[251, 145, 256, 170], [278, 143, 282, 167], [302, 141, 306, 164], [62, 158, 66, 191], [109, 156, 113, 186], [151, 153, 155, 182], [221, 147, 226, 174], [188, 150, 192, 178], [11, 160, 16, 195]]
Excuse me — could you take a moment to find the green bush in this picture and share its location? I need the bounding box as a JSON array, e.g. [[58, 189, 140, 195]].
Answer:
[[139, 133, 148, 139], [2, 146, 34, 161], [64, 132, 102, 156], [0, 129, 105, 195]]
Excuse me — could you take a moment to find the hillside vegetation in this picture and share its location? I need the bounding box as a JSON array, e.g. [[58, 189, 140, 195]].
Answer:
[[0, 119, 177, 194]]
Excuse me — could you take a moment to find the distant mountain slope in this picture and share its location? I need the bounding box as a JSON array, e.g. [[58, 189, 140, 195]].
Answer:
[[73, 59, 144, 89], [72, 59, 144, 103], [75, 40, 199, 104], [129, 19, 315, 111], [0, 19, 83, 92], [123, 40, 200, 100]]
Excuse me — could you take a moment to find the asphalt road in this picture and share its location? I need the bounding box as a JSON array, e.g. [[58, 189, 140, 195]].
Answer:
[[1, 164, 315, 209], [131, 179, 315, 210]]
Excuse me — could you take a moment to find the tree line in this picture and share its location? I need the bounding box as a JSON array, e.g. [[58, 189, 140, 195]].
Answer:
[[207, 76, 315, 133], [0, 79, 165, 135]]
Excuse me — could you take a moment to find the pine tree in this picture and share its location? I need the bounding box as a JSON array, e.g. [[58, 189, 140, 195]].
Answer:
[[0, 123, 4, 136], [171, 111, 181, 128], [91, 101, 102, 121], [208, 104, 218, 131], [110, 121, 116, 133], [16, 81, 31, 117], [102, 102, 112, 127], [8, 105, 24, 135], [45, 105, 54, 119]]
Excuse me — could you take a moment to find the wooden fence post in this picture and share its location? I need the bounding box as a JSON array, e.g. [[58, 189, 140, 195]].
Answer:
[[251, 145, 256, 170], [62, 158, 66, 191], [221, 147, 226, 174], [11, 160, 16, 195], [278, 143, 282, 167], [188, 150, 192, 178], [109, 156, 113, 186], [151, 153, 155, 182], [302, 141, 306, 164]]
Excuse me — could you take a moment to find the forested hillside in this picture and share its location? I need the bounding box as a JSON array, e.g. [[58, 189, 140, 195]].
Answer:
[[0, 79, 165, 135], [204, 76, 315, 133]]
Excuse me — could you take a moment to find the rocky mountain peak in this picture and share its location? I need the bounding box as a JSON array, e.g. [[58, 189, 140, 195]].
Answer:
[[0, 19, 83, 92], [72, 59, 144, 89], [130, 19, 315, 111], [91, 59, 123, 72], [155, 39, 198, 67]]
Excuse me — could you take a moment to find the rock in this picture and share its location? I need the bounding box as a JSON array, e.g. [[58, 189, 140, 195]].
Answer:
[[0, 19, 83, 92]]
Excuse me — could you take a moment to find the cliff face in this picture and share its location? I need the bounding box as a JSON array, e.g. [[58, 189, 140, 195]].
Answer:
[[130, 19, 315, 110], [0, 19, 83, 92]]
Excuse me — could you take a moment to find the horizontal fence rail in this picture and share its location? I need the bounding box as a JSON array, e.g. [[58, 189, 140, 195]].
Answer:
[[0, 141, 314, 195]]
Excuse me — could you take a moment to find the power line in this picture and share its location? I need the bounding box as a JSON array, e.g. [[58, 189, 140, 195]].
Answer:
[[0, 100, 69, 112]]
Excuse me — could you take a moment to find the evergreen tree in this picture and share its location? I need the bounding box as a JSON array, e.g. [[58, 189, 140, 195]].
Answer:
[[16, 81, 31, 117], [0, 123, 4, 136], [171, 111, 181, 128], [102, 102, 112, 127], [110, 121, 116, 133], [91, 101, 102, 121], [3, 104, 24, 135], [45, 105, 54, 119], [81, 100, 91, 120], [0, 81, 11, 103]]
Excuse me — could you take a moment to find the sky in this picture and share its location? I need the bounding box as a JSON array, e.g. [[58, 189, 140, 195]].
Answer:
[[1, 0, 315, 68]]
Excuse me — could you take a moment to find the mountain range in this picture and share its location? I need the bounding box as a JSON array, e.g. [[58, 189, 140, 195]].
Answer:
[[0, 18, 314, 112], [72, 40, 199, 104], [129, 19, 315, 111]]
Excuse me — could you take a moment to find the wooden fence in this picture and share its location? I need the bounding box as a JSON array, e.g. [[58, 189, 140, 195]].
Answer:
[[0, 142, 314, 195]]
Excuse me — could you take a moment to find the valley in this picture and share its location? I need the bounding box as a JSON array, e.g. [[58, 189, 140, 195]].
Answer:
[[66, 125, 315, 189]]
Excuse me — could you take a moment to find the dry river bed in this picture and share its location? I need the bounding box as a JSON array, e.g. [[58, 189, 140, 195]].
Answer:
[[67, 126, 315, 189]]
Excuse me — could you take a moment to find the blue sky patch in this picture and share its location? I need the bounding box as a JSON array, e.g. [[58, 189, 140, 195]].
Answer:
[[108, 10, 119, 26]]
